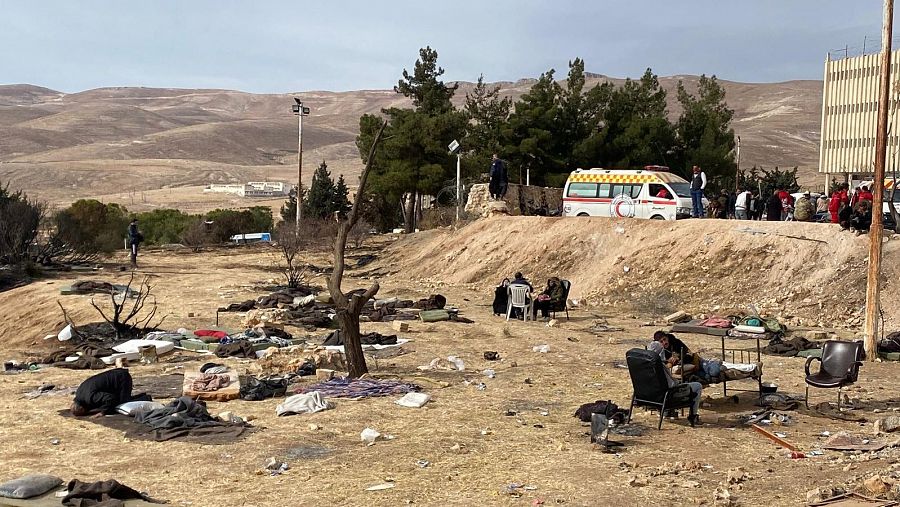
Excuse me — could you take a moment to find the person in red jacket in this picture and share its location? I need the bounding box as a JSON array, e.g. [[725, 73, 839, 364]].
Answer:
[[857, 184, 874, 203], [829, 183, 850, 223]]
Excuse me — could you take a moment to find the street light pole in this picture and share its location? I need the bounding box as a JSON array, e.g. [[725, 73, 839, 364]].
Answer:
[[292, 99, 310, 230]]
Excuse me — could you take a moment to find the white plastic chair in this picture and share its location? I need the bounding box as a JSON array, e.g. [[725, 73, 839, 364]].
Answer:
[[506, 284, 533, 321]]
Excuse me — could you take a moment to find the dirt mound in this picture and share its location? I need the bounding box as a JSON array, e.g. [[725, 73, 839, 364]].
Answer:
[[386, 216, 900, 330]]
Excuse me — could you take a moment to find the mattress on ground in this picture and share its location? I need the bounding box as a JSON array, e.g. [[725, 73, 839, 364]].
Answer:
[[670, 320, 730, 336], [182, 369, 241, 402]]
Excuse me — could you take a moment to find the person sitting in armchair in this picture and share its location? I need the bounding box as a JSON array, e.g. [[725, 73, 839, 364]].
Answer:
[[532, 277, 565, 322]]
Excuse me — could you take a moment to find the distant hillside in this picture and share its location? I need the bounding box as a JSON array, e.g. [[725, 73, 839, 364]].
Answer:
[[0, 76, 824, 210]]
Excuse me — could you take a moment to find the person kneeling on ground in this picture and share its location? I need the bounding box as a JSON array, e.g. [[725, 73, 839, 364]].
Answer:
[[849, 200, 873, 234], [532, 277, 565, 321], [648, 340, 703, 427], [71, 368, 150, 418]]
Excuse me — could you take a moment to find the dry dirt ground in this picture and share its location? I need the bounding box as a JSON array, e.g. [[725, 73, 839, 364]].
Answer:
[[0, 217, 898, 506]]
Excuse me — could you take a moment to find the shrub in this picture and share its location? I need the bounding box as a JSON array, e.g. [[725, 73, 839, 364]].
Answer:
[[0, 183, 44, 265], [206, 207, 273, 243], [133, 209, 198, 245], [54, 200, 130, 256]]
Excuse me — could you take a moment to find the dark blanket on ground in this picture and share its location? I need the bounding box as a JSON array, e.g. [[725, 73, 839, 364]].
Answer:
[[413, 294, 446, 310], [62, 479, 161, 507], [58, 408, 248, 444], [322, 330, 398, 346], [574, 400, 628, 424], [45, 344, 116, 370], [763, 337, 821, 357], [214, 339, 256, 358], [70, 281, 118, 295], [220, 300, 255, 312]]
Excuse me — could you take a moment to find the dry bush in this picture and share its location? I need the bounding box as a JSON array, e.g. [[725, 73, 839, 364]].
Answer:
[[180, 218, 210, 252], [348, 220, 371, 249]]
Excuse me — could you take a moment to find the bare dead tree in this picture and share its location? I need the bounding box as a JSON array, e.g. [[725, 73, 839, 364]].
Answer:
[[273, 221, 308, 288], [327, 119, 388, 377], [89, 273, 168, 339]]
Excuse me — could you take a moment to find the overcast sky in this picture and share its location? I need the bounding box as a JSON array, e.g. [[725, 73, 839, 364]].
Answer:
[[0, 0, 894, 93]]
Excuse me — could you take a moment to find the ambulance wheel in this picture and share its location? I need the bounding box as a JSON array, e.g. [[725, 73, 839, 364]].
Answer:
[[577, 213, 589, 217], [650, 215, 665, 220]]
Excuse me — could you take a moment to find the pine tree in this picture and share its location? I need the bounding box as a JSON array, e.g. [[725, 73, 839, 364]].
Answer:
[[360, 47, 467, 232], [463, 75, 511, 177], [675, 75, 736, 185], [303, 162, 337, 219], [333, 174, 351, 217]]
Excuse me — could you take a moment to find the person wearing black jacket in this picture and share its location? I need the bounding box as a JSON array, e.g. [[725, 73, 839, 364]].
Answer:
[[765, 191, 783, 221], [71, 368, 148, 417]]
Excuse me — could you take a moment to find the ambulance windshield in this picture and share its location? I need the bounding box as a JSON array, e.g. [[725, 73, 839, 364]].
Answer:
[[667, 182, 692, 197]]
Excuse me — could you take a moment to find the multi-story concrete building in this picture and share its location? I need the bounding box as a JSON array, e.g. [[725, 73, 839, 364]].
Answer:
[[819, 50, 900, 189], [204, 181, 291, 197]]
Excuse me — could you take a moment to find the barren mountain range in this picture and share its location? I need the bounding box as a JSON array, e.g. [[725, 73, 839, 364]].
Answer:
[[0, 75, 824, 212]]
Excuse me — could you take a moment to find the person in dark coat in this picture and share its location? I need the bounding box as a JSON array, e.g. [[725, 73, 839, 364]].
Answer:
[[492, 278, 510, 316], [488, 154, 508, 200], [71, 368, 149, 417], [765, 191, 783, 221], [127, 218, 143, 269]]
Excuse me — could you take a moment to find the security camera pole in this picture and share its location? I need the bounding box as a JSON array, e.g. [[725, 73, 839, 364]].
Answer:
[[864, 0, 893, 361], [448, 140, 461, 222], [292, 98, 310, 230]]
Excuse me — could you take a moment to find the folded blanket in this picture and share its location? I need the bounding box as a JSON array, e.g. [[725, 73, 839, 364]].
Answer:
[[190, 374, 231, 392]]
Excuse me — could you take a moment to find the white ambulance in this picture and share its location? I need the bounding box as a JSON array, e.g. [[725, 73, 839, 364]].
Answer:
[[562, 166, 697, 220]]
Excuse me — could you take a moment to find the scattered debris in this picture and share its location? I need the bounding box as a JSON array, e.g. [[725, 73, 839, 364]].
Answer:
[[483, 369, 496, 378], [874, 415, 900, 434], [532, 345, 550, 353], [416, 459, 430, 468], [822, 431, 886, 452], [751, 423, 800, 451], [627, 475, 648, 487], [395, 392, 431, 408], [726, 467, 751, 485], [665, 311, 691, 323], [483, 351, 500, 361], [361, 428, 382, 445], [366, 483, 395, 492]]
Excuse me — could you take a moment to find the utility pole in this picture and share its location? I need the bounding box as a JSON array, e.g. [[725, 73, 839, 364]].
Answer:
[[864, 0, 893, 361], [735, 136, 741, 191], [292, 98, 310, 230]]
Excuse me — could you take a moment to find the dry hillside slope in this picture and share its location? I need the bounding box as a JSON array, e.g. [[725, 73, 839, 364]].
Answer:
[[0, 74, 824, 211], [387, 216, 900, 331]]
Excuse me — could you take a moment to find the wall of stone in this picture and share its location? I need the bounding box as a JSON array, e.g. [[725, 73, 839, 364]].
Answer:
[[465, 183, 563, 218]]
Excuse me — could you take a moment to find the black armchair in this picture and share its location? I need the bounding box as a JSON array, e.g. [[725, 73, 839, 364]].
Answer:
[[625, 348, 696, 429], [804, 340, 864, 410]]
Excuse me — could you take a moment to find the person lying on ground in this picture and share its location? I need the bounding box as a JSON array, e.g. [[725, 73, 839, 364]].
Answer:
[[532, 277, 565, 321], [71, 368, 150, 417], [648, 341, 703, 427]]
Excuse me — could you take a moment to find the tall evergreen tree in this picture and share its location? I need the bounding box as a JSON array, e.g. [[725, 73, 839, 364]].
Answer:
[[303, 162, 337, 219], [359, 47, 467, 232], [463, 74, 511, 177], [675, 75, 736, 185], [599, 68, 675, 169], [333, 174, 351, 216], [501, 69, 563, 185]]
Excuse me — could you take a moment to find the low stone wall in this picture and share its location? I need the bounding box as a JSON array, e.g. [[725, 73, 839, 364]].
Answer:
[[465, 183, 563, 218]]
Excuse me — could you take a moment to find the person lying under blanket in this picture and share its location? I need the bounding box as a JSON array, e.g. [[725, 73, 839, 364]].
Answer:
[[71, 368, 151, 418]]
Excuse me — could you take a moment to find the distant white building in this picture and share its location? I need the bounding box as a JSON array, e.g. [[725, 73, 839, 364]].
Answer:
[[204, 181, 291, 198]]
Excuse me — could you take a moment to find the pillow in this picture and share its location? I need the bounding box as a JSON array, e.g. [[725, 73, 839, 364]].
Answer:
[[116, 401, 164, 416], [0, 474, 63, 499]]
